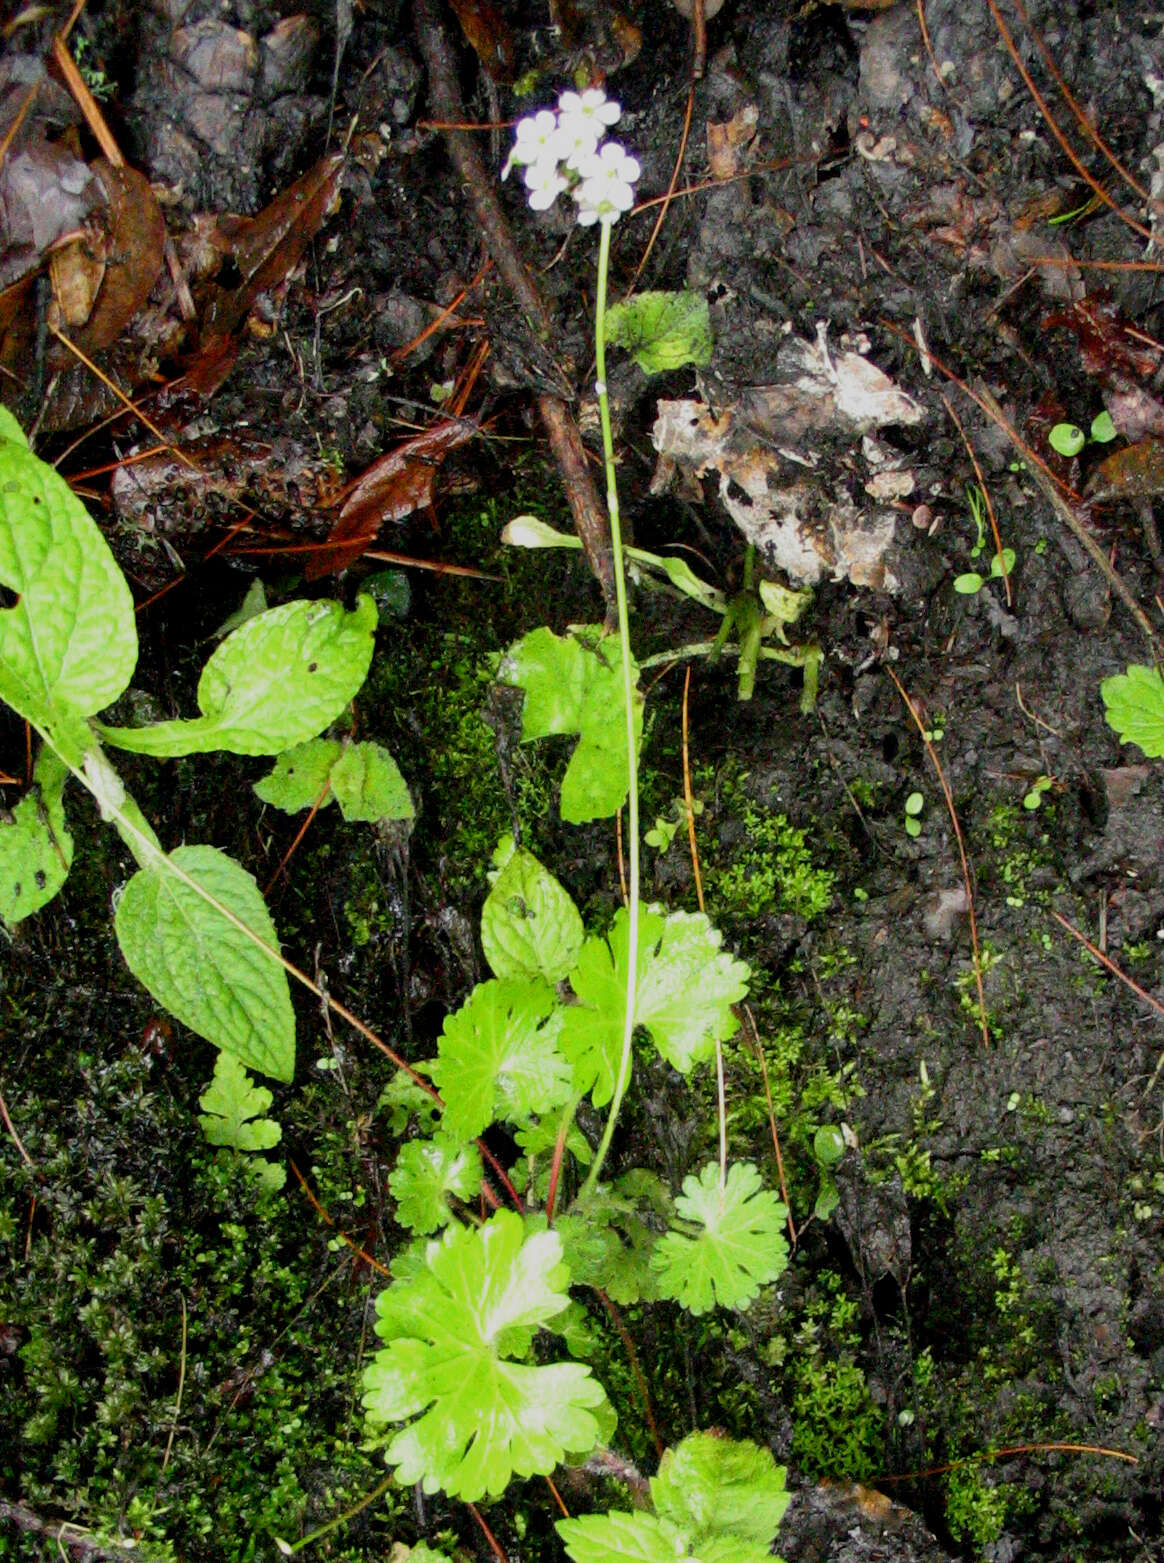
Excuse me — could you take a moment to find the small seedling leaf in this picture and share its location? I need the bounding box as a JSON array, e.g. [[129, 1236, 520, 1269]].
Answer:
[[1091, 410, 1117, 443], [1101, 664, 1164, 758], [952, 572, 985, 595], [361, 1210, 609, 1499], [562, 906, 750, 1107], [100, 596, 377, 757], [430, 977, 573, 1141], [330, 741, 414, 822], [114, 844, 295, 1081], [198, 1049, 282, 1151], [990, 548, 1016, 578], [481, 835, 585, 983], [0, 418, 137, 735], [650, 1161, 789, 1315], [0, 747, 73, 924], [389, 1139, 483, 1234], [497, 627, 642, 822], [604, 290, 713, 375], [651, 1431, 791, 1547], [254, 738, 343, 812], [1049, 422, 1085, 457]]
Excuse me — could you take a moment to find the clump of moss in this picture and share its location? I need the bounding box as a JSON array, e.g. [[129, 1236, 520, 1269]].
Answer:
[[706, 781, 835, 925]]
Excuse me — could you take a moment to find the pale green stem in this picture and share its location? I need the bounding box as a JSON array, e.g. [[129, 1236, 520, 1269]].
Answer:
[[583, 216, 640, 1197]]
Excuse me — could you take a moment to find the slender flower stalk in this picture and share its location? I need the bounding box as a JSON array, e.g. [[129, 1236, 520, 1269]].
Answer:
[[504, 89, 642, 1193], [583, 214, 639, 1195]]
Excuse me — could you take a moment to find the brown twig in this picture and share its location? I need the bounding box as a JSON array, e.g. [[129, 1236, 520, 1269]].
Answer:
[[1050, 909, 1164, 1095], [885, 666, 991, 1049], [986, 0, 1155, 246], [413, 0, 616, 617]]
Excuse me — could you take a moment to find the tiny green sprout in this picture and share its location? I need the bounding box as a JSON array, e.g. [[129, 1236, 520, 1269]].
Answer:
[[953, 548, 1016, 597], [1049, 423, 1086, 457], [966, 483, 988, 557], [1091, 410, 1117, 443], [904, 791, 925, 838], [1022, 775, 1053, 810]]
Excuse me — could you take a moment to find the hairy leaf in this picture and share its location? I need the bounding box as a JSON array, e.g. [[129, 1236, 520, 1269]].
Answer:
[[481, 835, 584, 983], [497, 627, 642, 822], [361, 1210, 609, 1499], [0, 415, 136, 738], [99, 596, 376, 757], [1101, 664, 1164, 758], [0, 747, 72, 924], [430, 978, 573, 1141], [562, 906, 750, 1107], [330, 741, 414, 822], [254, 738, 343, 811], [114, 844, 295, 1081], [389, 1139, 483, 1234], [605, 290, 714, 375], [558, 1511, 691, 1563], [198, 1049, 282, 1151], [652, 1431, 790, 1546], [651, 1162, 788, 1314]]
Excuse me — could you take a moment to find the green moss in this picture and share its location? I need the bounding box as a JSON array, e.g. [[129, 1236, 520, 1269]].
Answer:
[[706, 777, 834, 924]]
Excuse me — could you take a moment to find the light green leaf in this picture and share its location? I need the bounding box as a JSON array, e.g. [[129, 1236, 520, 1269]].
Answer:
[[361, 1210, 609, 1499], [0, 747, 73, 924], [652, 1431, 790, 1547], [1091, 410, 1117, 443], [99, 596, 376, 757], [198, 1049, 282, 1151], [605, 290, 713, 375], [0, 406, 29, 445], [0, 422, 136, 736], [558, 1511, 690, 1563], [214, 578, 268, 639], [1049, 422, 1085, 457], [114, 844, 295, 1081], [330, 741, 414, 822], [378, 1069, 441, 1134], [562, 906, 750, 1107], [389, 1139, 483, 1234], [497, 627, 642, 822], [254, 738, 343, 812], [1102, 664, 1164, 757], [482, 835, 584, 982], [651, 1162, 789, 1315], [430, 978, 573, 1141], [554, 1183, 664, 1305]]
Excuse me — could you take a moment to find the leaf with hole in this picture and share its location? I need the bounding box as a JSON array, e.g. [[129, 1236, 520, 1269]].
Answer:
[[0, 747, 72, 924], [114, 844, 295, 1081], [0, 414, 136, 743]]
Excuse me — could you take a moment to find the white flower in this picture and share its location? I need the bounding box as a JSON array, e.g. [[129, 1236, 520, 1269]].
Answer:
[[557, 88, 621, 139], [502, 109, 564, 180], [573, 141, 640, 225], [553, 114, 601, 173], [523, 157, 569, 211]]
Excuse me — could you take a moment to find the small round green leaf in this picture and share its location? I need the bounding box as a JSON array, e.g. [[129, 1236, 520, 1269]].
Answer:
[[1049, 422, 1085, 457], [1090, 410, 1117, 443], [953, 573, 985, 595]]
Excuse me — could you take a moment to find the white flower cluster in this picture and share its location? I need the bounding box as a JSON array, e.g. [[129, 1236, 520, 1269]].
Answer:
[[503, 88, 640, 226]]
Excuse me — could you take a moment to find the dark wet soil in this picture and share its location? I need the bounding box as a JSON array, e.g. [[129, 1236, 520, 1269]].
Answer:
[[3, 1, 1164, 1560]]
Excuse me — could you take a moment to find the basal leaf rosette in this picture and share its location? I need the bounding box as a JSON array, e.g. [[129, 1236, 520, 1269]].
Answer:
[[361, 1210, 610, 1500]]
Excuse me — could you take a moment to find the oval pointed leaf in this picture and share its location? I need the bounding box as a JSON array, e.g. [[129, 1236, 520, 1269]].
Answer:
[[100, 595, 376, 756], [0, 423, 136, 730], [482, 836, 584, 982], [114, 844, 295, 1081]]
